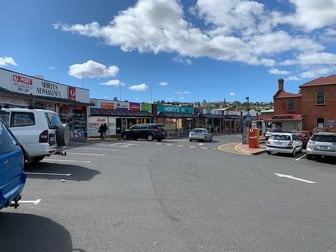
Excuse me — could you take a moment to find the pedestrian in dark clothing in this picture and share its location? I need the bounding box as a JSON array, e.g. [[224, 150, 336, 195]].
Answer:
[[102, 123, 108, 139], [99, 124, 104, 138]]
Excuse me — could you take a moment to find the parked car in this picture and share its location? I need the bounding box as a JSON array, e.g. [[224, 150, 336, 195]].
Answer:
[[292, 130, 311, 148], [266, 132, 302, 156], [306, 132, 336, 160], [265, 128, 282, 140], [0, 107, 70, 163], [189, 128, 213, 142], [0, 119, 26, 209], [121, 123, 167, 141]]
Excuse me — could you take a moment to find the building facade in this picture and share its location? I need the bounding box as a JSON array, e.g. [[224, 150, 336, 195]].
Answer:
[[300, 75, 336, 132], [259, 75, 336, 132], [0, 67, 90, 139]]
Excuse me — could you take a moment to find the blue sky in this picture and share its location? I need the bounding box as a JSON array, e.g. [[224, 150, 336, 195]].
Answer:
[[1, 0, 336, 104]]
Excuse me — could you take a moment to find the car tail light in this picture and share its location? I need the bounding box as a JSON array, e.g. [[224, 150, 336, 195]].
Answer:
[[39, 130, 49, 143], [288, 141, 293, 147]]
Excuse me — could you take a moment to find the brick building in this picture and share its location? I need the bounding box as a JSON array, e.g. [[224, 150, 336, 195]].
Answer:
[[259, 75, 336, 132], [300, 75, 336, 132], [259, 78, 303, 131]]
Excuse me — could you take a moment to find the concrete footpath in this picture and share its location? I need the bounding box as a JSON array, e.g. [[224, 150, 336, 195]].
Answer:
[[235, 143, 267, 155]]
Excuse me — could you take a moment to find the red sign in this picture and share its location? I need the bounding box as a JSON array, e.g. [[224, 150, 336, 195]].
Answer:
[[13, 74, 32, 85], [68, 87, 76, 100]]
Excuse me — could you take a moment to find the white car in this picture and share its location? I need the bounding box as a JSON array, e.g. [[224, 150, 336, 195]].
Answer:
[[306, 132, 336, 160], [266, 132, 302, 156], [189, 128, 213, 142], [0, 107, 70, 163]]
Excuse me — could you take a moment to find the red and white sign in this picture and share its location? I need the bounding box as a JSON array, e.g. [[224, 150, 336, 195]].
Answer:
[[68, 86, 76, 100]]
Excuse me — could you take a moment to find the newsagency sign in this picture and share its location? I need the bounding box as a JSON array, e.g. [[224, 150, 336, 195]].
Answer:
[[0, 68, 89, 103], [157, 104, 194, 114]]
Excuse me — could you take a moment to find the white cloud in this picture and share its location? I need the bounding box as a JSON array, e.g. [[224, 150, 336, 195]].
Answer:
[[129, 83, 149, 91], [55, 0, 336, 80], [288, 0, 336, 31], [269, 68, 290, 75], [68, 60, 119, 79], [100, 79, 125, 87], [0, 56, 17, 67], [229, 92, 235, 96], [159, 82, 168, 86], [174, 91, 190, 95]]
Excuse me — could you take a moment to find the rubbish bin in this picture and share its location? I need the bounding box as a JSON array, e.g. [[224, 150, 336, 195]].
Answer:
[[248, 128, 259, 148]]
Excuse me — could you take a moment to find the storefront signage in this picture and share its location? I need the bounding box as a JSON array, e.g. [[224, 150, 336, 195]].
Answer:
[[129, 102, 140, 111], [36, 80, 62, 97], [101, 102, 114, 109], [141, 103, 152, 112], [12, 74, 33, 93], [0, 68, 89, 103], [68, 86, 76, 100], [157, 104, 194, 114]]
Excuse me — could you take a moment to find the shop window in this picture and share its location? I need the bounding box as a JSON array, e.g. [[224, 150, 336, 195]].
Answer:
[[316, 91, 325, 105]]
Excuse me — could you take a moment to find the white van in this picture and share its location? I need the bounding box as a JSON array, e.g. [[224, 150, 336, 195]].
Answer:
[[0, 107, 70, 163]]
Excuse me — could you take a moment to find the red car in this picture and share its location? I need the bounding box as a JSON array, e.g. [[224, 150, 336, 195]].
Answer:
[[293, 131, 311, 148]]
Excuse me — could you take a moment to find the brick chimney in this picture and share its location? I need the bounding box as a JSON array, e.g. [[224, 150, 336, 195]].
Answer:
[[278, 78, 284, 91]]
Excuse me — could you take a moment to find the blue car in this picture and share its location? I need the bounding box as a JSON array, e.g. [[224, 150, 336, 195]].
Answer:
[[0, 119, 26, 209]]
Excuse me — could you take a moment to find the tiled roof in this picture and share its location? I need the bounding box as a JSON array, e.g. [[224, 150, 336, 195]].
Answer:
[[300, 75, 336, 87], [274, 90, 301, 98]]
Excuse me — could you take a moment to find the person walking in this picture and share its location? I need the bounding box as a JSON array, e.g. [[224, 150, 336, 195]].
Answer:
[[102, 123, 108, 139]]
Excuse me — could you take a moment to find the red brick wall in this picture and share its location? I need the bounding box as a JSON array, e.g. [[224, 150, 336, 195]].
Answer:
[[274, 96, 302, 114], [301, 85, 336, 131]]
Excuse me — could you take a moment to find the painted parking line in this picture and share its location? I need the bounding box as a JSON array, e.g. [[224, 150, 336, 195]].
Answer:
[[19, 199, 42, 205], [26, 172, 71, 176], [295, 153, 306, 161], [68, 153, 106, 156], [75, 147, 117, 152], [44, 159, 91, 163]]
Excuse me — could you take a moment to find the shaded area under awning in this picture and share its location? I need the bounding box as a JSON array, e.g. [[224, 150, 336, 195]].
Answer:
[[90, 108, 155, 117], [156, 112, 195, 118]]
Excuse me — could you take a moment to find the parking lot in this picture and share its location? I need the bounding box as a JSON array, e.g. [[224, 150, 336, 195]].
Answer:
[[2, 135, 336, 252]]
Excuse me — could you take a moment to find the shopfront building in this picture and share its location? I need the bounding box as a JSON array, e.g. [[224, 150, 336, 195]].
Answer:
[[155, 104, 195, 136], [89, 99, 155, 137], [0, 67, 90, 139]]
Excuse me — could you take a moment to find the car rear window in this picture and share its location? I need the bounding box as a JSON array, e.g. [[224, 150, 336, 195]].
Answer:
[[272, 134, 291, 140], [10, 112, 35, 127], [311, 135, 336, 142]]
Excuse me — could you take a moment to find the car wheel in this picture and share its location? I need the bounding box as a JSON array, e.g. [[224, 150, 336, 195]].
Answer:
[[157, 138, 162, 142], [306, 154, 313, 160], [121, 134, 128, 140], [267, 151, 272, 155], [56, 124, 70, 146], [147, 134, 154, 141], [292, 148, 296, 157]]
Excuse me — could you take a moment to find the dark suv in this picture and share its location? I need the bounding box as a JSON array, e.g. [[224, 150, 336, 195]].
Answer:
[[121, 123, 167, 141]]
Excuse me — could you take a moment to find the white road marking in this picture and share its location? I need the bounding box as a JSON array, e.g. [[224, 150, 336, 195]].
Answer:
[[26, 172, 71, 176], [19, 199, 41, 205], [75, 147, 117, 152], [295, 153, 306, 161], [274, 173, 316, 184], [68, 152, 105, 156], [44, 159, 91, 163]]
